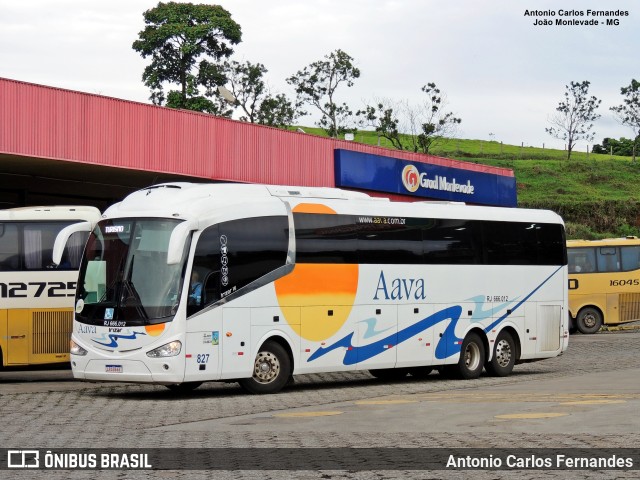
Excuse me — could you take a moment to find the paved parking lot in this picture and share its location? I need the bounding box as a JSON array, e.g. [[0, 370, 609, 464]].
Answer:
[[2, 330, 639, 479]]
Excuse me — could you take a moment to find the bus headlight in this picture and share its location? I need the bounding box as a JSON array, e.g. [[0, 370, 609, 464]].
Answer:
[[146, 341, 182, 358], [70, 339, 88, 356]]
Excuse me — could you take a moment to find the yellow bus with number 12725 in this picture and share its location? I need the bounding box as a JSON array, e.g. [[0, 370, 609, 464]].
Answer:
[[0, 206, 101, 367]]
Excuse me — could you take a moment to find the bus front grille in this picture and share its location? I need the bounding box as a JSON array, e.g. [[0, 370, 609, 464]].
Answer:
[[619, 293, 640, 322], [32, 311, 73, 354]]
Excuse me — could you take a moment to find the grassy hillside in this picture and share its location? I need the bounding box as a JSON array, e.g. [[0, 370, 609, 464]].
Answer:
[[297, 127, 640, 239]]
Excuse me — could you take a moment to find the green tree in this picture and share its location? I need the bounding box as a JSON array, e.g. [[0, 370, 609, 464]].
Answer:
[[546, 80, 601, 160], [256, 94, 302, 129], [132, 1, 241, 114], [592, 137, 638, 157], [357, 100, 404, 149], [222, 60, 303, 128], [411, 83, 462, 154], [287, 49, 360, 138], [359, 84, 461, 153], [223, 60, 266, 122], [610, 79, 640, 163]]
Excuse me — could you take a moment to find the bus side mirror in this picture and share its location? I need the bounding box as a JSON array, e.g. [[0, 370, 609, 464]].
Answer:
[[167, 220, 198, 265], [52, 221, 93, 266]]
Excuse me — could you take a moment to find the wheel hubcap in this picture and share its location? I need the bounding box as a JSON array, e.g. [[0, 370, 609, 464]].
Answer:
[[253, 351, 280, 384], [583, 314, 596, 328], [464, 343, 481, 371], [494, 339, 512, 368]]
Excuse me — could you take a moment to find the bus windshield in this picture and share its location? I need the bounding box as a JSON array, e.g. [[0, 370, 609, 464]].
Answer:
[[75, 218, 188, 326]]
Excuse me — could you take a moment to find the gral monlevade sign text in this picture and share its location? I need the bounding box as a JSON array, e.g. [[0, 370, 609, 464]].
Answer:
[[334, 150, 517, 207]]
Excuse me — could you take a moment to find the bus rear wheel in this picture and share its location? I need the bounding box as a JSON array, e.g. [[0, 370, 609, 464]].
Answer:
[[239, 341, 291, 394], [455, 332, 485, 379], [485, 331, 515, 377], [576, 307, 603, 334]]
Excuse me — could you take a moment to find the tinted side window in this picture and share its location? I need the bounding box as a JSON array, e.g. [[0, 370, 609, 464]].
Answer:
[[597, 247, 620, 272], [621, 245, 640, 271], [61, 231, 90, 270], [535, 223, 567, 266], [357, 223, 423, 264], [190, 216, 288, 315], [423, 219, 480, 264], [483, 221, 565, 266], [0, 223, 20, 270], [190, 225, 221, 315], [485, 222, 538, 265], [0, 221, 79, 271], [568, 247, 596, 273], [294, 213, 358, 263]]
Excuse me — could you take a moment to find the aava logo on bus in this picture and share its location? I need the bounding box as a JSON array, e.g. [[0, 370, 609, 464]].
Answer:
[[373, 271, 426, 300], [401, 164, 475, 195]]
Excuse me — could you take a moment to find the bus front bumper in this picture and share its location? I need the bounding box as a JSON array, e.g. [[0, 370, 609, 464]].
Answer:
[[71, 358, 184, 384]]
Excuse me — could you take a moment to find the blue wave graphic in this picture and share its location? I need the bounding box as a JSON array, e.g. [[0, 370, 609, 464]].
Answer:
[[308, 266, 563, 365], [92, 331, 147, 348], [357, 317, 394, 339], [467, 295, 517, 322], [309, 305, 462, 365]]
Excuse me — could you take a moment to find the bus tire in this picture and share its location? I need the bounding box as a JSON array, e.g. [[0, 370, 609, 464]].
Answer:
[[485, 331, 515, 377], [369, 368, 409, 380], [576, 307, 603, 334], [239, 341, 291, 394], [165, 381, 202, 393], [456, 332, 485, 379]]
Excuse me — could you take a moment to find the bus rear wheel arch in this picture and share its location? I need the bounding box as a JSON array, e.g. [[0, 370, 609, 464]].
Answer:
[[576, 307, 603, 334], [239, 340, 292, 394]]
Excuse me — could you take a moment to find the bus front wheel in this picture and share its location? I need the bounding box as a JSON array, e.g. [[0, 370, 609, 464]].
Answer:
[[576, 308, 603, 334], [239, 341, 291, 394]]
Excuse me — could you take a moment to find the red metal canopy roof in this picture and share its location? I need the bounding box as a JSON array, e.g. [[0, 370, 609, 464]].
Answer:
[[0, 77, 512, 192]]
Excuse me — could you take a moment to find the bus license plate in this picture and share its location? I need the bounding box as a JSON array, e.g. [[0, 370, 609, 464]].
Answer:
[[105, 365, 123, 373]]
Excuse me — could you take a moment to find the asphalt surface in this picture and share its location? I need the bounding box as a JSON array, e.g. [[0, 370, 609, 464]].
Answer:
[[1, 330, 639, 479]]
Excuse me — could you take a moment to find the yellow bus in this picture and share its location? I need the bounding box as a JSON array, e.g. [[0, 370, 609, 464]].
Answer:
[[0, 206, 101, 367], [567, 237, 640, 334]]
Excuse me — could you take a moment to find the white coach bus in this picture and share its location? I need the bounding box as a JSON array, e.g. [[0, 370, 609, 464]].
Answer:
[[0, 206, 101, 367], [56, 183, 568, 393]]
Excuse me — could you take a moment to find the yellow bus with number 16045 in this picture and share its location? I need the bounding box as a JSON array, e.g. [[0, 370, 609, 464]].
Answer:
[[567, 237, 640, 334]]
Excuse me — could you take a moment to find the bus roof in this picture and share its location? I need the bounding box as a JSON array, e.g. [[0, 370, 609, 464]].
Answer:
[[0, 206, 101, 222], [567, 237, 640, 248], [104, 182, 564, 225]]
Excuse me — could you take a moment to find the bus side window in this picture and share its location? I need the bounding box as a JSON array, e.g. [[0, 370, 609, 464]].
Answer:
[[189, 226, 220, 316], [188, 216, 288, 317], [620, 245, 640, 271], [597, 247, 620, 272], [0, 223, 20, 270], [569, 248, 596, 273], [61, 231, 90, 269]]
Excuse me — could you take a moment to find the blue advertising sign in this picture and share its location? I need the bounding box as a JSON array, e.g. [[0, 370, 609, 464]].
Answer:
[[334, 149, 517, 207]]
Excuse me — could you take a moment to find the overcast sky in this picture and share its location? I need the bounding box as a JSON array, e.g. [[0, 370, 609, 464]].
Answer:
[[1, 1, 637, 151]]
